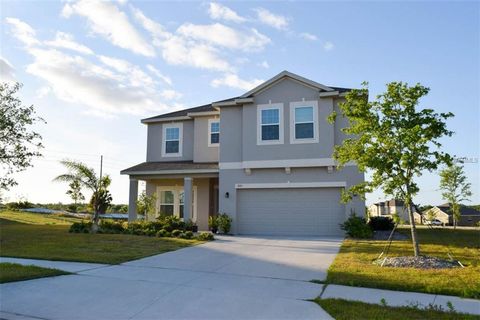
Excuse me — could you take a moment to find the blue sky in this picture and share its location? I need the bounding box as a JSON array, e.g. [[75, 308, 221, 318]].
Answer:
[[1, 1, 478, 206]]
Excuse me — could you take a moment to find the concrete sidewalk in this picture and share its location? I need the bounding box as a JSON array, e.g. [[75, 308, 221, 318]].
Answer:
[[321, 284, 480, 315], [0, 257, 108, 273]]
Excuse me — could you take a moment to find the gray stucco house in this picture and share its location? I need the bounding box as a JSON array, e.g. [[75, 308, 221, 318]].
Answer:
[[121, 71, 365, 236]]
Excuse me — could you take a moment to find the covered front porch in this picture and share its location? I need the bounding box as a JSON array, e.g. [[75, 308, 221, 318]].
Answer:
[[121, 162, 219, 231]]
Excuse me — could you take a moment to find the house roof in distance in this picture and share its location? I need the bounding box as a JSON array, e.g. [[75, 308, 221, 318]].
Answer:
[[436, 203, 480, 216]]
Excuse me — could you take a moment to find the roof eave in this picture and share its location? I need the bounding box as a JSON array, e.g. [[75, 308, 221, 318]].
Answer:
[[141, 116, 191, 124], [212, 97, 254, 107]]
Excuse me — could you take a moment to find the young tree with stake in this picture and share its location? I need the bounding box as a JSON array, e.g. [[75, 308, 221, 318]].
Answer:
[[329, 82, 453, 256]]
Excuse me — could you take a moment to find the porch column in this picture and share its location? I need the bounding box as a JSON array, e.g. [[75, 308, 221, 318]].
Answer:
[[128, 178, 138, 222], [183, 177, 192, 221]]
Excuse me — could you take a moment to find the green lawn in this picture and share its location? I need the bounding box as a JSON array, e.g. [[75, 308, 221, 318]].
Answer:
[[0, 263, 69, 283], [0, 210, 83, 225], [0, 212, 203, 264], [316, 298, 480, 320], [326, 228, 480, 299]]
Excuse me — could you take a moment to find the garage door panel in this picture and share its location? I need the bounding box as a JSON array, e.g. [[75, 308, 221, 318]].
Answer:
[[237, 188, 344, 236]]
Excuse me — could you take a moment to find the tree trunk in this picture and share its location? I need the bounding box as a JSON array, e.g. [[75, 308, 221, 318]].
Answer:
[[406, 203, 421, 256]]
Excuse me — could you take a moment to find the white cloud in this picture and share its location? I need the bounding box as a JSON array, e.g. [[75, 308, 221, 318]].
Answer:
[[323, 41, 334, 51], [0, 57, 16, 83], [131, 5, 171, 40], [254, 8, 288, 30], [36, 86, 51, 98], [25, 48, 163, 116], [160, 89, 182, 100], [45, 32, 93, 55], [62, 0, 155, 57], [146, 64, 172, 85], [208, 3, 245, 23], [98, 55, 155, 88], [5, 17, 40, 46], [132, 7, 233, 72], [211, 73, 263, 91], [299, 32, 318, 41], [177, 23, 270, 52], [160, 35, 232, 72], [258, 61, 269, 68]]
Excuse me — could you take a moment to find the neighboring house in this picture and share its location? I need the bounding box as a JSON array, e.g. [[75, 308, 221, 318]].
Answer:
[[422, 204, 480, 226], [121, 71, 365, 236], [368, 199, 417, 223]]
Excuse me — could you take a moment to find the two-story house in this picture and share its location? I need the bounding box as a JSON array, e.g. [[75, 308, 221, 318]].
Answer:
[[121, 71, 365, 236]]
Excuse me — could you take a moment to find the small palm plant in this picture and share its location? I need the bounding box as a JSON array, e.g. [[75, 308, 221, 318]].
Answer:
[[54, 160, 111, 232]]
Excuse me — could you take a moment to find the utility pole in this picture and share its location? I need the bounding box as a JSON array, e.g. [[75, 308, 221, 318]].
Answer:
[[99, 155, 103, 188]]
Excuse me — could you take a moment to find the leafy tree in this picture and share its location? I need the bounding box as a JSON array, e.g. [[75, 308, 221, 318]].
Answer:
[[66, 180, 85, 212], [328, 82, 453, 256], [426, 208, 437, 222], [439, 164, 472, 229], [0, 82, 45, 190], [136, 191, 157, 221], [54, 160, 111, 232]]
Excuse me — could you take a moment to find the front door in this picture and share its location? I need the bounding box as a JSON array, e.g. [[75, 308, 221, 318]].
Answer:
[[157, 186, 197, 221]]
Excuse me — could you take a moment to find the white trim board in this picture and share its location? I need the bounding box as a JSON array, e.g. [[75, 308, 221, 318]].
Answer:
[[219, 158, 357, 169], [235, 182, 347, 189], [124, 169, 219, 175]]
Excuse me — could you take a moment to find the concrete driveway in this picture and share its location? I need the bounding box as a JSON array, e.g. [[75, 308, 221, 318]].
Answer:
[[0, 236, 342, 320]]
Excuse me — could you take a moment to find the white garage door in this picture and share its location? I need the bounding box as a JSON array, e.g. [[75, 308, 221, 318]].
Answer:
[[237, 188, 345, 236]]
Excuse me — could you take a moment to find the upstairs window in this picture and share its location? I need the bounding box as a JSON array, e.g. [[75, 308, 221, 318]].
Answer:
[[290, 101, 319, 144], [162, 123, 183, 157], [294, 107, 314, 139], [257, 103, 284, 145], [208, 119, 220, 146]]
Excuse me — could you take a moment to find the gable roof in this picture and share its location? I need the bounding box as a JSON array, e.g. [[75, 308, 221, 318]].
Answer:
[[240, 70, 336, 98], [436, 204, 480, 216], [141, 70, 354, 123]]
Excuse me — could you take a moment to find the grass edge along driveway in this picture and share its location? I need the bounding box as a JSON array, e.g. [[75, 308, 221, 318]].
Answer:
[[0, 212, 204, 265], [316, 298, 480, 320], [0, 263, 69, 283], [326, 227, 480, 299]]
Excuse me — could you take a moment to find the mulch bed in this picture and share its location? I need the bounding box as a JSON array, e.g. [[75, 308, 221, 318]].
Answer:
[[375, 255, 460, 269]]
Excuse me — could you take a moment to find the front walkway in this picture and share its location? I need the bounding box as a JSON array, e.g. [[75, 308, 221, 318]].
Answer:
[[0, 236, 341, 320]]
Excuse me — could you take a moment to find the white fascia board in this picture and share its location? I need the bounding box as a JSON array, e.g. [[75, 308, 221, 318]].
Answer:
[[235, 181, 347, 189], [319, 91, 340, 98], [219, 159, 357, 169], [212, 98, 254, 107], [187, 111, 220, 117], [141, 116, 191, 124]]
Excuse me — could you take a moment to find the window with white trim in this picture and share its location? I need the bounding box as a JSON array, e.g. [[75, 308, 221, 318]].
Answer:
[[257, 103, 284, 145], [208, 119, 220, 146], [162, 123, 183, 157], [289, 101, 319, 144], [157, 186, 197, 221]]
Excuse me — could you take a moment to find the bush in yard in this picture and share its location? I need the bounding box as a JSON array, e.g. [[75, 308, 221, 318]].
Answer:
[[69, 221, 92, 233], [100, 220, 125, 233], [196, 232, 214, 241], [157, 215, 185, 232], [368, 216, 395, 231], [171, 229, 182, 237], [217, 213, 232, 234], [125, 221, 147, 235], [182, 231, 194, 239], [208, 215, 218, 233], [340, 214, 373, 239], [156, 229, 170, 237]]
